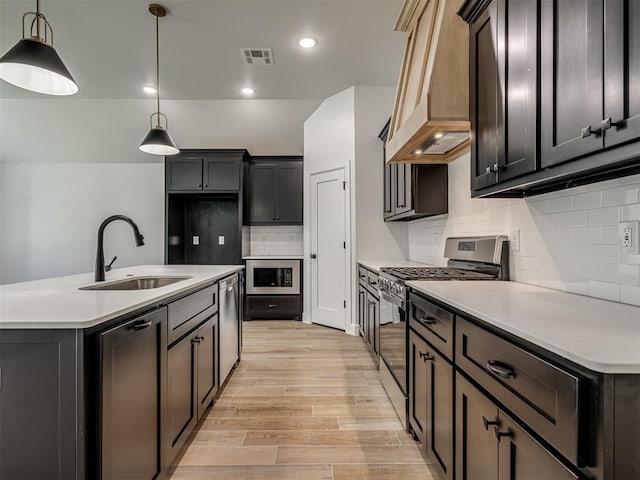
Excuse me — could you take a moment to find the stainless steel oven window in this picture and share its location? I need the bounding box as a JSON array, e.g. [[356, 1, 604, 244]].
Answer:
[[246, 259, 301, 295]]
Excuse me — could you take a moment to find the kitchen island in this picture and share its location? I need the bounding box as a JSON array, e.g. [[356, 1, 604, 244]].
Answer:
[[0, 264, 243, 480]]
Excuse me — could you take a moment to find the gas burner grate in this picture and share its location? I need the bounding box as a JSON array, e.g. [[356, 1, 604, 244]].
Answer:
[[381, 267, 495, 281]]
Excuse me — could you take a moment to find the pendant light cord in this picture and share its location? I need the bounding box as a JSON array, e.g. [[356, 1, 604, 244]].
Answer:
[[155, 11, 161, 124], [35, 0, 40, 39]]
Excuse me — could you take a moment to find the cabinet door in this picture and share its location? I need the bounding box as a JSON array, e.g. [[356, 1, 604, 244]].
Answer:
[[166, 156, 203, 191], [470, 1, 500, 190], [541, 0, 604, 167], [358, 285, 366, 337], [196, 316, 217, 419], [204, 155, 241, 191], [456, 373, 499, 480], [277, 163, 303, 224], [367, 291, 379, 359], [395, 163, 412, 215], [497, 412, 579, 480], [426, 347, 453, 480], [496, 0, 538, 182], [101, 308, 166, 480], [247, 164, 278, 223], [604, 0, 640, 148], [167, 334, 196, 460], [383, 162, 396, 219], [409, 330, 429, 448]]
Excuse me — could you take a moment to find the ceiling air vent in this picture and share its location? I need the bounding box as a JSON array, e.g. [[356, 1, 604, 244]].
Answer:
[[241, 48, 274, 65]]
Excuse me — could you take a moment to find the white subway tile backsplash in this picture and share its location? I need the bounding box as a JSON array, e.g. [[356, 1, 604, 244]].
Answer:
[[408, 153, 640, 306], [243, 225, 303, 256]]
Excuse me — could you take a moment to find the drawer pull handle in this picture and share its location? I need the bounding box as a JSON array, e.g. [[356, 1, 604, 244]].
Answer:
[[482, 416, 499, 431], [419, 351, 433, 362], [486, 361, 516, 379], [129, 319, 152, 330], [494, 427, 513, 442], [420, 316, 437, 325], [359, 274, 365, 278], [191, 338, 202, 344]]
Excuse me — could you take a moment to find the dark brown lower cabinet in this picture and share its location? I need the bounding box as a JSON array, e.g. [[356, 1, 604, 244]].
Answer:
[[100, 307, 167, 480], [358, 284, 366, 337], [409, 329, 453, 479], [456, 373, 578, 480], [244, 295, 302, 320], [167, 315, 218, 462]]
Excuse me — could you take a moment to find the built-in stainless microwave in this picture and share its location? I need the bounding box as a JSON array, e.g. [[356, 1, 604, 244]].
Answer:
[[245, 259, 301, 295]]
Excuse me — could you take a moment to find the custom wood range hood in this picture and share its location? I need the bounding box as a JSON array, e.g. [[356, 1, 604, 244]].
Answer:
[[387, 0, 470, 164]]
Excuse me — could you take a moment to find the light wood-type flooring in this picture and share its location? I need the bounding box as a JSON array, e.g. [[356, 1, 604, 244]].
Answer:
[[168, 320, 436, 480]]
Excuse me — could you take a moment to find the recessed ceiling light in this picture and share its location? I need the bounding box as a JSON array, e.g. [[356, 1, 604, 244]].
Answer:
[[241, 87, 255, 96], [297, 37, 317, 49], [414, 149, 423, 155], [143, 85, 156, 94], [434, 132, 444, 139]]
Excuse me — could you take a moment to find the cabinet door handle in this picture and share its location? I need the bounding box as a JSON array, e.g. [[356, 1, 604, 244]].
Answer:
[[485, 163, 500, 175], [482, 416, 499, 431], [420, 315, 437, 325], [419, 351, 433, 362], [191, 338, 202, 344], [198, 183, 202, 188], [486, 360, 516, 379], [601, 117, 626, 131], [494, 427, 513, 442], [268, 304, 278, 308], [204, 184, 208, 188], [581, 125, 602, 138], [129, 319, 152, 330], [195, 336, 205, 341]]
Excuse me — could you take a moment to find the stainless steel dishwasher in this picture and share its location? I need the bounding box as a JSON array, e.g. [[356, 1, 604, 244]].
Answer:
[[219, 273, 239, 385]]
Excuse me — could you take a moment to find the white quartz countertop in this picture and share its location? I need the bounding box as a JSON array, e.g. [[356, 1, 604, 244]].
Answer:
[[406, 280, 640, 374], [243, 255, 304, 260], [358, 259, 430, 273], [0, 265, 243, 329]]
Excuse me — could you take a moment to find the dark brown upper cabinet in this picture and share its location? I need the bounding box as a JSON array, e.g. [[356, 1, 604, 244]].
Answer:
[[244, 157, 303, 225], [459, 0, 640, 197], [466, 0, 538, 191], [166, 150, 248, 192], [380, 119, 449, 221]]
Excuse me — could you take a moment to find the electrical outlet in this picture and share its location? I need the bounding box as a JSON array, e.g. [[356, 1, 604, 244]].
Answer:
[[192, 235, 199, 246], [620, 221, 639, 255], [510, 229, 520, 252], [218, 236, 225, 245]]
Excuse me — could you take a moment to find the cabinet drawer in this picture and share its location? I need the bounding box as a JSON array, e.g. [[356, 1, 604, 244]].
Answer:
[[456, 317, 582, 465], [367, 271, 379, 292], [245, 295, 301, 317], [167, 285, 217, 344], [409, 292, 454, 360], [358, 266, 367, 286]]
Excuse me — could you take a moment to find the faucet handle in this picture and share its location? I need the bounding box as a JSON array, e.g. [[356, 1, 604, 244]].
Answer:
[[105, 256, 117, 272]]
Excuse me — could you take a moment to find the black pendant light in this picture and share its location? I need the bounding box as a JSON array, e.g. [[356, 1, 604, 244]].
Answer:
[[0, 0, 78, 95], [139, 3, 179, 156]]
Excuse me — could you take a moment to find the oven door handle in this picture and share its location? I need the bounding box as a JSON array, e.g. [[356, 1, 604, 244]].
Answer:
[[380, 291, 405, 310]]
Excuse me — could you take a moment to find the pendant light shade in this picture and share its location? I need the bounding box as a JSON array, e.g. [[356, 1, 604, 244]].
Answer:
[[0, 2, 78, 95], [139, 4, 178, 156]]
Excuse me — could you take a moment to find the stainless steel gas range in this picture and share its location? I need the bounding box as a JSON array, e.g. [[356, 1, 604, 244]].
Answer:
[[377, 235, 509, 429]]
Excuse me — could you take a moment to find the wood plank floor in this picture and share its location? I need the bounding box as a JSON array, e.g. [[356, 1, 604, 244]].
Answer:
[[168, 320, 436, 480]]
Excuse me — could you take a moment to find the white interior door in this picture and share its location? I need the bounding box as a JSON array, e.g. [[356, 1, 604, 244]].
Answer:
[[310, 168, 347, 330]]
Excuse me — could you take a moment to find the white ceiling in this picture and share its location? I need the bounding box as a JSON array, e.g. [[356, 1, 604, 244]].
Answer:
[[0, 0, 406, 100]]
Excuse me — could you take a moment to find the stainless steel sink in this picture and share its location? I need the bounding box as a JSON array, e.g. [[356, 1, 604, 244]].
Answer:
[[79, 276, 191, 291]]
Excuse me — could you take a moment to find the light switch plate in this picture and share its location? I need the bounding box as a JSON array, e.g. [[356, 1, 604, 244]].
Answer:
[[192, 236, 199, 246], [620, 221, 639, 255], [218, 236, 225, 245]]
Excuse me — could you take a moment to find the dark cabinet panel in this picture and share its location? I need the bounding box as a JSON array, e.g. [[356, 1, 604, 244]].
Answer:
[[0, 330, 80, 480], [277, 163, 303, 224], [166, 156, 203, 191], [245, 158, 303, 225], [541, 0, 604, 167], [247, 164, 278, 223], [204, 156, 241, 191], [101, 308, 166, 480], [196, 316, 217, 419], [167, 333, 195, 460], [367, 290, 380, 363], [395, 163, 412, 216], [244, 295, 302, 319], [358, 283, 367, 337], [498, 412, 579, 480], [604, 0, 640, 148], [456, 373, 500, 480], [409, 330, 429, 448], [358, 265, 379, 366]]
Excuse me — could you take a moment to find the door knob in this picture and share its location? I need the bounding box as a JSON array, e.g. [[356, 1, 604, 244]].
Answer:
[[310, 253, 317, 259]]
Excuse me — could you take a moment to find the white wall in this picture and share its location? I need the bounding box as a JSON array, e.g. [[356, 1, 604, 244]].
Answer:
[[408, 153, 640, 306], [0, 162, 164, 284], [302, 86, 409, 331]]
